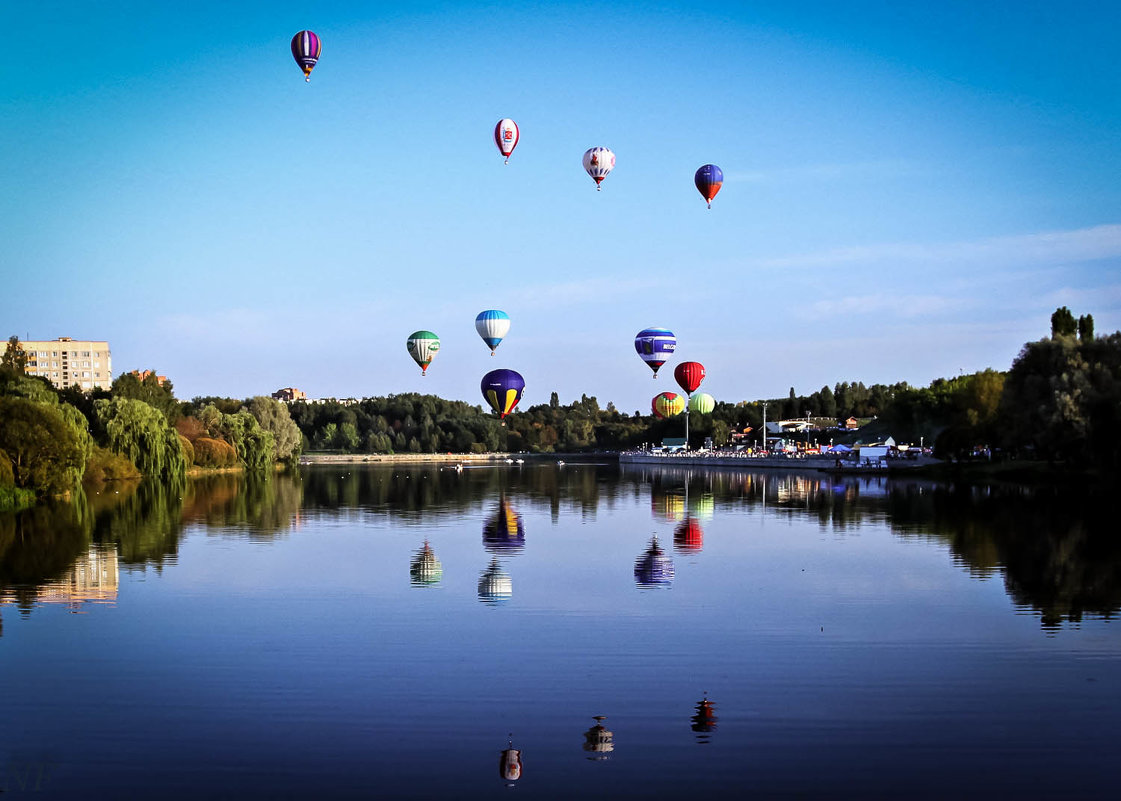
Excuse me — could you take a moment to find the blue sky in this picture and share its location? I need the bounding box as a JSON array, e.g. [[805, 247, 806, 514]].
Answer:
[[3, 1, 1119, 412]]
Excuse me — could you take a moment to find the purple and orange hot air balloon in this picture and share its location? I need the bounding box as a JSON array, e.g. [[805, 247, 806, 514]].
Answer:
[[694, 164, 723, 208], [291, 30, 322, 82]]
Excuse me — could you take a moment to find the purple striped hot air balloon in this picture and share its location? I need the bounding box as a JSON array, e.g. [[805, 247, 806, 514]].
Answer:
[[291, 30, 322, 82]]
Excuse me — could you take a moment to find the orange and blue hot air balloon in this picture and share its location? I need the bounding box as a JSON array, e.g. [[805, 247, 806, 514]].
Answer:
[[694, 164, 723, 208], [481, 369, 525, 421], [291, 30, 322, 82]]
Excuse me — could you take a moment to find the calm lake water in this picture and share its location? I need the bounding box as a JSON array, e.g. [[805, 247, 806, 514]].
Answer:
[[2, 462, 1120, 799]]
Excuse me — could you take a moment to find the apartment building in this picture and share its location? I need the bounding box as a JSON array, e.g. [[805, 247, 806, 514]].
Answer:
[[5, 336, 112, 390]]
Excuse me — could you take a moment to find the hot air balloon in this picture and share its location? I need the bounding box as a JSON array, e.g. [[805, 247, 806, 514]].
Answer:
[[634, 537, 674, 588], [481, 368, 525, 421], [674, 517, 704, 553], [479, 558, 513, 604], [653, 392, 685, 419], [494, 119, 519, 164], [634, 328, 676, 377], [476, 310, 510, 355], [291, 30, 321, 82], [499, 737, 522, 784], [689, 392, 715, 415], [483, 498, 525, 554], [582, 147, 615, 190], [694, 164, 723, 208], [410, 541, 443, 586], [406, 330, 440, 375], [691, 694, 718, 742], [583, 716, 614, 759], [674, 361, 706, 395]]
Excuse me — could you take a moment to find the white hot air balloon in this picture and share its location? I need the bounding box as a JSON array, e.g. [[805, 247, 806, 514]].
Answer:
[[582, 147, 615, 190], [475, 310, 511, 355]]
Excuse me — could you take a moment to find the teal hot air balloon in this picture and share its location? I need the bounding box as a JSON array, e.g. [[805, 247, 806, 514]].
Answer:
[[406, 330, 440, 375], [689, 392, 715, 414]]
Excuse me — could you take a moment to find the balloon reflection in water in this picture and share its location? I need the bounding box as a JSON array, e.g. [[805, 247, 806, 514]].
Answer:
[[482, 498, 525, 554], [499, 736, 522, 785], [634, 537, 674, 588], [691, 694, 718, 743], [673, 517, 704, 553], [582, 716, 614, 760], [409, 541, 443, 586], [478, 558, 513, 604]]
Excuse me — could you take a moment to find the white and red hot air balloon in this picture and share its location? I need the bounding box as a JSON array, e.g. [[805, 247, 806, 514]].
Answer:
[[494, 119, 519, 164]]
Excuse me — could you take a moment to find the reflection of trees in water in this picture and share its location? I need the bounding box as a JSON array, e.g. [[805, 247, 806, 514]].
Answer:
[[299, 463, 623, 524], [628, 465, 1121, 627], [89, 479, 184, 568], [2, 473, 306, 611], [0, 500, 91, 614], [182, 472, 303, 540], [887, 483, 1121, 629]]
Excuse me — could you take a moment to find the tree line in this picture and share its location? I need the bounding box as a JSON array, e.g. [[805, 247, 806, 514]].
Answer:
[[1, 336, 301, 509], [3, 305, 1118, 509]]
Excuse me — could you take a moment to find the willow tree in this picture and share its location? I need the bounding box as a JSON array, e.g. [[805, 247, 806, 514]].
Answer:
[[247, 396, 302, 466], [95, 397, 186, 482]]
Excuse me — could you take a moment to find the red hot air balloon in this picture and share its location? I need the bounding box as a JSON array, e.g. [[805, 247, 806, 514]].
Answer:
[[674, 361, 706, 395]]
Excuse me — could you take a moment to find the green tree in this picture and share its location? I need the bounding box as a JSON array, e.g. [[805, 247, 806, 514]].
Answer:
[[1051, 306, 1077, 338], [0, 397, 86, 496], [1079, 314, 1095, 342], [1, 335, 28, 376], [247, 396, 302, 465], [95, 397, 187, 482], [111, 371, 180, 423]]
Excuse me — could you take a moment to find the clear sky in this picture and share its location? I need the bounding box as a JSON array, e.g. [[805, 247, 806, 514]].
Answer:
[[4, 1, 1119, 413]]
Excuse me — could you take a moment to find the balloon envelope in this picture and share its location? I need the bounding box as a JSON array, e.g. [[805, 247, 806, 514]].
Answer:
[[475, 310, 511, 354], [481, 368, 525, 419], [634, 328, 676, 376], [689, 392, 715, 414], [494, 119, 519, 163], [653, 392, 685, 418], [583, 147, 615, 189], [291, 30, 321, 81], [674, 361, 706, 394], [694, 164, 723, 207], [406, 330, 440, 375]]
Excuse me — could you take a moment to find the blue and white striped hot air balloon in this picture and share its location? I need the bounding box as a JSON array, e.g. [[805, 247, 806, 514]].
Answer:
[[476, 310, 511, 355]]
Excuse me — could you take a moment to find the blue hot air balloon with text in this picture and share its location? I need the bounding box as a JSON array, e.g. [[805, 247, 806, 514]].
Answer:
[[634, 327, 676, 378]]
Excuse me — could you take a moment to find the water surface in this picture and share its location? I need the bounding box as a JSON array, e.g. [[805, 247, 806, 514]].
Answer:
[[2, 463, 1119, 799]]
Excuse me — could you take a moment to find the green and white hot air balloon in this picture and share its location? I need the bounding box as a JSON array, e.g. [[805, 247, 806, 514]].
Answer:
[[406, 330, 440, 375], [689, 392, 715, 414]]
